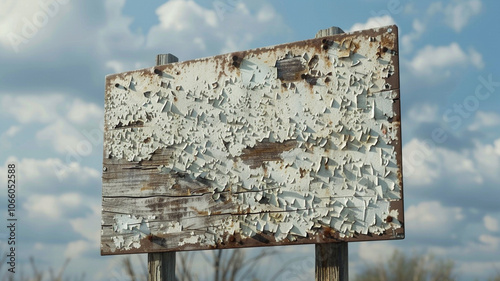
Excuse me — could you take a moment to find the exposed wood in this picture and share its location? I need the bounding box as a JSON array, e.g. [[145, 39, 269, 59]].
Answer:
[[315, 243, 348, 281], [148, 252, 175, 281], [101, 25, 404, 255]]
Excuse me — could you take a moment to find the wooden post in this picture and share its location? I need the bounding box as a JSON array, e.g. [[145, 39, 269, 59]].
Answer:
[[148, 252, 176, 281], [315, 243, 348, 281], [147, 53, 179, 281], [314, 26, 348, 281]]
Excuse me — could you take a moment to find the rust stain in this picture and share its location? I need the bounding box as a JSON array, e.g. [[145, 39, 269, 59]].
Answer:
[[140, 185, 154, 192], [299, 168, 307, 178], [190, 207, 209, 216]]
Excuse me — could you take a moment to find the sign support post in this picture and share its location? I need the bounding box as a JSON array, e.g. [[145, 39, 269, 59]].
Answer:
[[147, 54, 178, 281], [314, 26, 348, 281]]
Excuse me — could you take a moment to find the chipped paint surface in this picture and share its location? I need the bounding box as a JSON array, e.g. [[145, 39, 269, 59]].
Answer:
[[101, 25, 403, 255]]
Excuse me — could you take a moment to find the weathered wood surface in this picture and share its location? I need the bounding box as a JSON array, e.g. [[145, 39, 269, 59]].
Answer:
[[148, 252, 175, 281], [101, 25, 404, 255], [315, 243, 348, 281]]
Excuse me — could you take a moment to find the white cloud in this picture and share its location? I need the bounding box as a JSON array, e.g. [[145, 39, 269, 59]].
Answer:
[[64, 240, 93, 258], [98, 0, 145, 55], [444, 0, 482, 32], [405, 134, 500, 199], [156, 0, 218, 31], [0, 94, 64, 123], [349, 15, 395, 32], [4, 125, 21, 137], [36, 120, 83, 154], [484, 215, 499, 232], [256, 5, 275, 23], [0, 94, 103, 155], [401, 19, 425, 53], [105, 60, 126, 73], [358, 242, 396, 262], [426, 0, 482, 32], [24, 192, 83, 220], [406, 201, 464, 236], [0, 0, 76, 53], [427, 2, 443, 16], [408, 103, 438, 123], [146, 0, 290, 60], [404, 138, 483, 186], [408, 43, 484, 78], [472, 138, 500, 181], [3, 157, 100, 190], [69, 204, 101, 243], [468, 111, 500, 131], [479, 234, 500, 250], [66, 98, 103, 124], [468, 48, 485, 69]]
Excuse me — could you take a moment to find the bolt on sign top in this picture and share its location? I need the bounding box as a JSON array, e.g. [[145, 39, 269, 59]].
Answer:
[[101, 25, 404, 255]]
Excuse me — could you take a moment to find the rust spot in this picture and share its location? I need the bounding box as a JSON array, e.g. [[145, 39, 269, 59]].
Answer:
[[144, 137, 151, 143], [322, 227, 335, 238], [140, 185, 154, 192], [191, 207, 209, 216], [386, 216, 393, 223], [231, 52, 246, 68], [299, 168, 307, 178], [240, 140, 297, 169]]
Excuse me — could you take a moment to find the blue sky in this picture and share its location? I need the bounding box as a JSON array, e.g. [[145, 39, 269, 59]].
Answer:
[[0, 0, 499, 280]]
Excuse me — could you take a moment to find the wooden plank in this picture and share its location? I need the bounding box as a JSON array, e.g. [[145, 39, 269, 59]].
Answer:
[[101, 25, 404, 255]]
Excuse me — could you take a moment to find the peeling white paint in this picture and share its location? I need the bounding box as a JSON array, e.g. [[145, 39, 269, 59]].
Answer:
[[112, 214, 151, 250], [103, 26, 403, 253]]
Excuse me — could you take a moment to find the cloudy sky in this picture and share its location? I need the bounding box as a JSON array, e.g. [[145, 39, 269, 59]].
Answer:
[[0, 0, 499, 280]]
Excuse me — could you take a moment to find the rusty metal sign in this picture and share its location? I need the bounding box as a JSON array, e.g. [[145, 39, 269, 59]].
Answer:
[[101, 25, 403, 255]]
